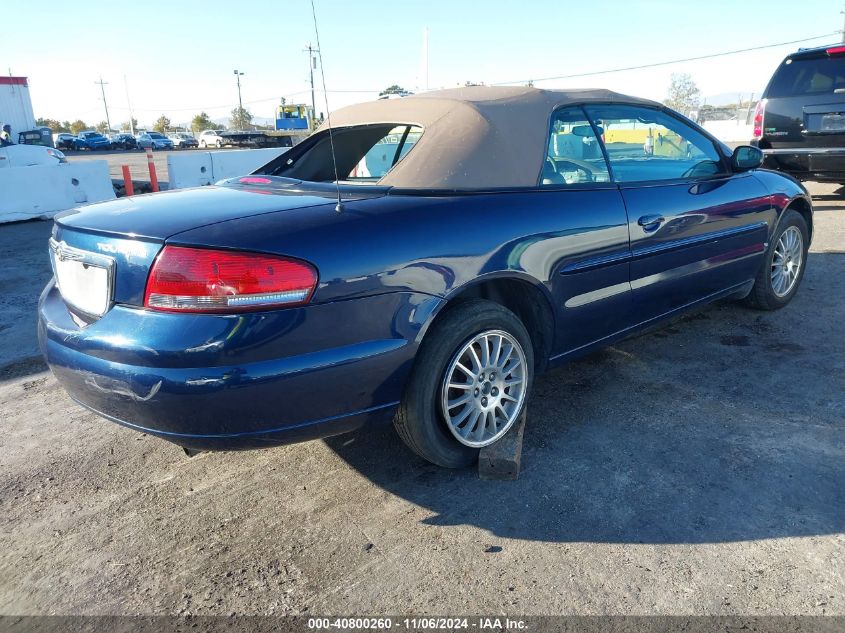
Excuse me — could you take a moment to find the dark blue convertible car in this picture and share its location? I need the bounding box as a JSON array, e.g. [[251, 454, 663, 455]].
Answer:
[[39, 87, 812, 467]]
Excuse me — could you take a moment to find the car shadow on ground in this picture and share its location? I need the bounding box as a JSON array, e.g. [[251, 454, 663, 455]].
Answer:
[[325, 252, 845, 545], [810, 184, 845, 201]]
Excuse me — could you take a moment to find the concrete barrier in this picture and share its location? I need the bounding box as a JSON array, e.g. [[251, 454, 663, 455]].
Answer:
[[167, 147, 289, 189], [0, 160, 115, 224]]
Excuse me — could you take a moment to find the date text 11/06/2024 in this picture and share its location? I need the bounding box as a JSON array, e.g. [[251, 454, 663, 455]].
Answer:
[[306, 617, 527, 630]]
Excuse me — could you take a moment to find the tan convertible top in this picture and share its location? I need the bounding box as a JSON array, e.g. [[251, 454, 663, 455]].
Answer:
[[322, 86, 659, 189]]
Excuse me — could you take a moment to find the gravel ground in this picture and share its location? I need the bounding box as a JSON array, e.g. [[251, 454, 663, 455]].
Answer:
[[0, 183, 842, 616]]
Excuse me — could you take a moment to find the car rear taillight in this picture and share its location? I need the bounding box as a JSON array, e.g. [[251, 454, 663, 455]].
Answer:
[[752, 99, 766, 140], [144, 246, 318, 313], [826, 45, 845, 56]]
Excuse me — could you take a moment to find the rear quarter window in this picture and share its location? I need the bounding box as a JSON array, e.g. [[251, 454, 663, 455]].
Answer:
[[766, 56, 845, 98]]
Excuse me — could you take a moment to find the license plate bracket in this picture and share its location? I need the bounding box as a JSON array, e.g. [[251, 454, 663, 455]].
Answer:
[[49, 238, 115, 318]]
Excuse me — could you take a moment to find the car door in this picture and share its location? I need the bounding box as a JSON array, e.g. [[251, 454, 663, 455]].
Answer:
[[539, 106, 633, 356], [585, 104, 772, 324]]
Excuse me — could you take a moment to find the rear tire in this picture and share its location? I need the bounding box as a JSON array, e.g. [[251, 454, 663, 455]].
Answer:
[[394, 299, 534, 468], [746, 209, 809, 310]]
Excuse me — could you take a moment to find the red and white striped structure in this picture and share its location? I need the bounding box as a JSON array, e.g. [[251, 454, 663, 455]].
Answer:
[[0, 76, 36, 138]]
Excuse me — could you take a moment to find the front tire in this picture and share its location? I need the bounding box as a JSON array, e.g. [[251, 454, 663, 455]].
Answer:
[[747, 209, 809, 310], [394, 300, 534, 468]]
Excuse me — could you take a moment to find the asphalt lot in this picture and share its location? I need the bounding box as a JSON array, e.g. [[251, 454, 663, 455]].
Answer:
[[0, 183, 842, 616], [64, 147, 225, 186]]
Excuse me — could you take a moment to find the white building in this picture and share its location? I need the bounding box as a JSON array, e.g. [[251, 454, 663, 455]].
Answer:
[[0, 76, 36, 138]]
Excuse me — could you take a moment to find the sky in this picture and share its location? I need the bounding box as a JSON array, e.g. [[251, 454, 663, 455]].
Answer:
[[3, 0, 843, 128]]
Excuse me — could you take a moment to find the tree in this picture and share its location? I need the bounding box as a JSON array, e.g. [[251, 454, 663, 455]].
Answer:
[[95, 121, 110, 134], [120, 117, 139, 133], [153, 115, 171, 133], [35, 118, 69, 132], [229, 106, 253, 130], [69, 120, 88, 135], [191, 111, 215, 135], [379, 84, 408, 96], [663, 73, 701, 115]]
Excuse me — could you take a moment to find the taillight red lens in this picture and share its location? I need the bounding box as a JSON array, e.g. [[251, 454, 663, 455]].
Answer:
[[826, 45, 845, 56], [752, 99, 766, 139], [144, 246, 318, 313]]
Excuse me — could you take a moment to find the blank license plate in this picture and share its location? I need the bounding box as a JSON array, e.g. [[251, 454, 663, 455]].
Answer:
[[54, 255, 111, 316]]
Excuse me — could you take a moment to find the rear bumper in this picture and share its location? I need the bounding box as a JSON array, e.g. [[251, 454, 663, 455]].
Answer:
[[39, 284, 440, 450], [762, 147, 845, 182]]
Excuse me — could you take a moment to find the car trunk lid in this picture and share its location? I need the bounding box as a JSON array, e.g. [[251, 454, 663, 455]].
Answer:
[[55, 183, 339, 240], [50, 182, 371, 315]]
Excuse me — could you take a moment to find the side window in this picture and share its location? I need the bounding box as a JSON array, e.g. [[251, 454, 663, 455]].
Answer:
[[585, 105, 724, 183], [347, 125, 422, 181], [272, 123, 423, 183], [541, 106, 610, 186]]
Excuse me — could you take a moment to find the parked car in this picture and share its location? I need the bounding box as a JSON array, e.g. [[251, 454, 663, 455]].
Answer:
[[0, 143, 65, 167], [73, 131, 112, 151], [110, 133, 137, 150], [752, 43, 845, 183], [136, 132, 174, 150], [54, 133, 76, 150], [38, 87, 812, 467], [219, 130, 293, 148], [18, 128, 54, 147], [198, 129, 225, 148], [168, 132, 198, 149]]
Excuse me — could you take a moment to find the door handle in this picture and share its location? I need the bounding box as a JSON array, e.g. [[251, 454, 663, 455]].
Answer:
[[637, 214, 665, 231]]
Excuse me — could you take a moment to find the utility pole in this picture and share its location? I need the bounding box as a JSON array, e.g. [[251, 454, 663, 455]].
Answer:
[[124, 75, 135, 136], [95, 76, 111, 133], [841, 9, 845, 42], [233, 70, 245, 112], [304, 44, 318, 128]]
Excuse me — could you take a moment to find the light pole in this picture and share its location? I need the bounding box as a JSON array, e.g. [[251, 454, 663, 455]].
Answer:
[[303, 44, 318, 128], [124, 74, 135, 136], [233, 70, 244, 112]]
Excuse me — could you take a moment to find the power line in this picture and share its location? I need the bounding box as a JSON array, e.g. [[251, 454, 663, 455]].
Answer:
[[69, 32, 838, 120], [116, 89, 380, 113], [492, 32, 840, 86]]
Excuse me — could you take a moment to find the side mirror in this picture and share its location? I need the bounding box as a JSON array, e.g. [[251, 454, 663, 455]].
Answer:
[[732, 145, 763, 171]]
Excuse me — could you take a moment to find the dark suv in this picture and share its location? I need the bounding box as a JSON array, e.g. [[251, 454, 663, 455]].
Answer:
[[753, 43, 845, 183]]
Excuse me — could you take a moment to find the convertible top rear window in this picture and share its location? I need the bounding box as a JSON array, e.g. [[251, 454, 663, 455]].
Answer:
[[267, 123, 423, 184]]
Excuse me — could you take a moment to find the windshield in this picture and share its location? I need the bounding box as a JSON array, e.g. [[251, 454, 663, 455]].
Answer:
[[149, 133, 165, 139], [265, 123, 423, 183]]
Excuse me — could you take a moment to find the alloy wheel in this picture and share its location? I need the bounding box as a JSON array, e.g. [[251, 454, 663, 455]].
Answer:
[[771, 225, 803, 298], [440, 329, 527, 448]]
